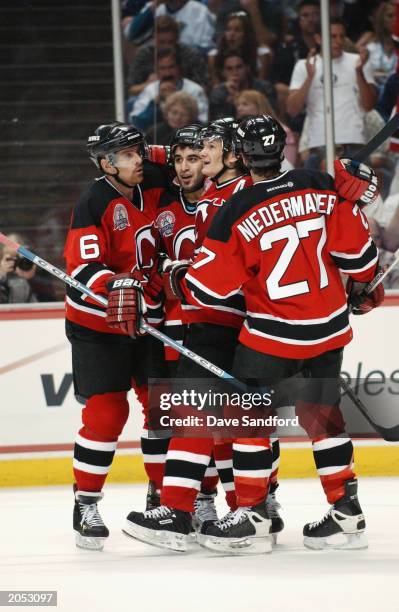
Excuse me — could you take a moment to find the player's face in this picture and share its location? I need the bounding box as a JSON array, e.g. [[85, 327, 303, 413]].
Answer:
[[200, 138, 224, 177], [174, 145, 204, 192], [112, 146, 144, 184]]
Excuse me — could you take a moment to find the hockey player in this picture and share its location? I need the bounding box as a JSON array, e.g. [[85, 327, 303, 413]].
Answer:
[[141, 124, 222, 514], [182, 115, 383, 553], [119, 115, 382, 554], [123, 118, 283, 550], [64, 121, 168, 550]]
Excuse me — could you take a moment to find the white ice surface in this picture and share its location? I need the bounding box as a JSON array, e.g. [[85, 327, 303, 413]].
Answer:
[[0, 478, 398, 612]]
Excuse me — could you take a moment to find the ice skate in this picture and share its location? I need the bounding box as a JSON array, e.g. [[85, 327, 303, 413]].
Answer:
[[198, 502, 272, 555], [146, 480, 161, 511], [303, 479, 368, 550], [266, 483, 284, 544], [192, 491, 218, 533], [123, 506, 192, 552], [196, 509, 234, 546], [73, 489, 109, 551]]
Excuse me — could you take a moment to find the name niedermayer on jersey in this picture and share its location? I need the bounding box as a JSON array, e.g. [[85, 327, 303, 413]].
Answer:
[[237, 192, 337, 242]]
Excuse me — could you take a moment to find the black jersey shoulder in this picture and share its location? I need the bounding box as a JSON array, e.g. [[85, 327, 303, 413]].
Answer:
[[141, 159, 170, 191], [157, 184, 196, 214], [207, 169, 336, 242], [157, 184, 181, 209], [71, 177, 119, 229]]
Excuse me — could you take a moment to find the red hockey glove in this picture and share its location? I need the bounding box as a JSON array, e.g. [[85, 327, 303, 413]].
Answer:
[[132, 254, 170, 301], [346, 275, 385, 315], [162, 258, 190, 300], [105, 274, 146, 337], [334, 158, 380, 208]]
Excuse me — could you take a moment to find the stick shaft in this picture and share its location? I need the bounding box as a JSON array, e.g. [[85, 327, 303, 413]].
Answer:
[[364, 248, 399, 294], [353, 113, 399, 162], [0, 233, 233, 380]]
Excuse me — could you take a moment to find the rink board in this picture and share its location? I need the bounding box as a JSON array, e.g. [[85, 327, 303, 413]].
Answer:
[[0, 299, 398, 486]]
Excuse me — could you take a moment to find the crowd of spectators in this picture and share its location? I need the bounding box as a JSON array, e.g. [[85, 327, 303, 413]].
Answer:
[[121, 0, 399, 289]]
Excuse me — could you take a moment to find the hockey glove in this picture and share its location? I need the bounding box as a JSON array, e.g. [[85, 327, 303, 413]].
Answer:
[[346, 274, 385, 315], [161, 258, 190, 300], [132, 260, 165, 302], [105, 274, 146, 337], [334, 158, 379, 208]]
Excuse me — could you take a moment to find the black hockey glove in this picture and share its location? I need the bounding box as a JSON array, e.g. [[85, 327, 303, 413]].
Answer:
[[161, 258, 190, 300], [346, 273, 385, 315]]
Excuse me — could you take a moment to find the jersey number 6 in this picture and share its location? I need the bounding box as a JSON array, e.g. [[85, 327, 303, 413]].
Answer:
[[80, 234, 100, 260]]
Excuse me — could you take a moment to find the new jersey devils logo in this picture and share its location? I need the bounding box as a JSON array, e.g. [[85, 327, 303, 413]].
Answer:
[[113, 203, 130, 231], [155, 210, 176, 238]]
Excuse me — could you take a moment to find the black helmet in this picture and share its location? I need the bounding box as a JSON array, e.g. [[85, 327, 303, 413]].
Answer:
[[170, 124, 203, 157], [87, 121, 146, 170], [200, 117, 239, 153], [235, 115, 286, 169]]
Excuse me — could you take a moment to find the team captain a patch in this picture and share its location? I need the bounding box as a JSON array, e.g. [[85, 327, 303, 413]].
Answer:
[[113, 203, 130, 230], [155, 210, 175, 238]]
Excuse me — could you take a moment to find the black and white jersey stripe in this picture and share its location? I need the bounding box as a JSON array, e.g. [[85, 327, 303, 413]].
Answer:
[[244, 304, 349, 345], [330, 238, 378, 274], [184, 273, 246, 317], [244, 304, 350, 346], [66, 262, 113, 317]]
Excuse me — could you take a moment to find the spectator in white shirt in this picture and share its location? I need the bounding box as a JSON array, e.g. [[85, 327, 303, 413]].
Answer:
[[287, 17, 377, 169], [125, 0, 216, 52]]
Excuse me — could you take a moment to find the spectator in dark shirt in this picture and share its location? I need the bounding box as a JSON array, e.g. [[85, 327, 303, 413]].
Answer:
[[208, 10, 272, 86], [209, 51, 276, 119], [212, 0, 284, 48]]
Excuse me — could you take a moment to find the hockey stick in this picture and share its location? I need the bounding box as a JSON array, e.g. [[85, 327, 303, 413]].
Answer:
[[0, 232, 234, 381], [364, 247, 399, 293], [2, 233, 398, 438], [352, 112, 399, 162], [340, 247, 399, 441], [340, 377, 399, 441]]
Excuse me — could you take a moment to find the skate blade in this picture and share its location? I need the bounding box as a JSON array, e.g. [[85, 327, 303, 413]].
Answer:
[[304, 532, 368, 551], [123, 521, 188, 553], [75, 533, 106, 551], [271, 533, 278, 546], [199, 534, 272, 556]]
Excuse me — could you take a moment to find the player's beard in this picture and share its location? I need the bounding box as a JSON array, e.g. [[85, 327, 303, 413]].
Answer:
[[181, 177, 204, 193]]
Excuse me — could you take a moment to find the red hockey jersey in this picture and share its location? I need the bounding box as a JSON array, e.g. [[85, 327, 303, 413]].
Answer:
[[183, 169, 379, 359], [153, 184, 197, 356], [182, 173, 253, 328], [63, 161, 168, 334]]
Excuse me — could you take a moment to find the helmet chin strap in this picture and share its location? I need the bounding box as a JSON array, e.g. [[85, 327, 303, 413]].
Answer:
[[105, 168, 137, 189], [211, 162, 228, 183]]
